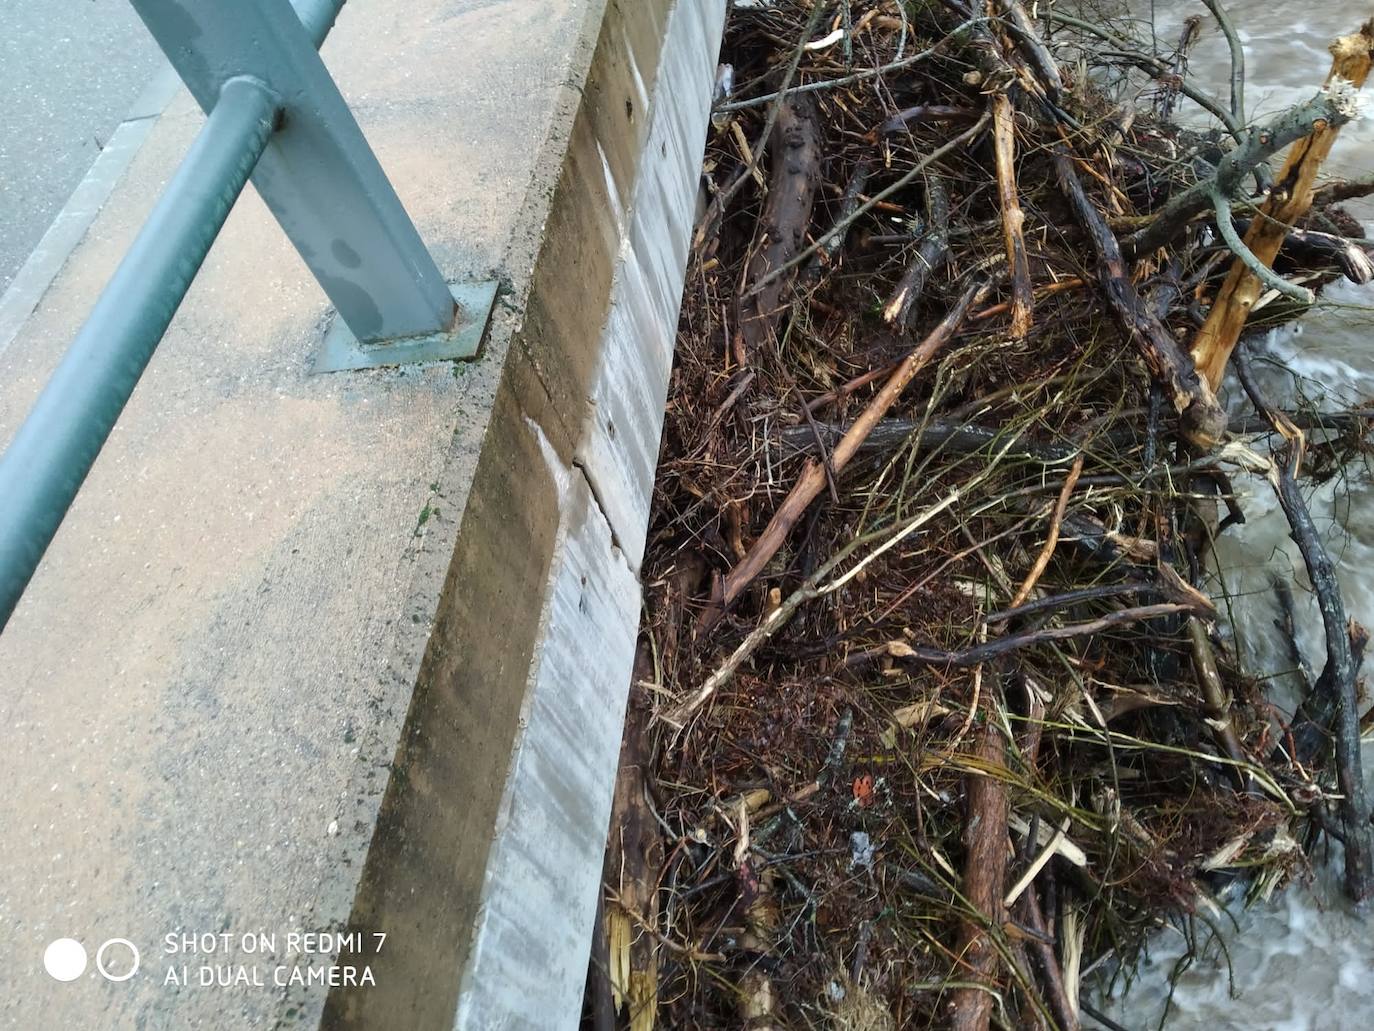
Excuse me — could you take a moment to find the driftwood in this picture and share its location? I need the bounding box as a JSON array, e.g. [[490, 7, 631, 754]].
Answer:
[[1229, 218, 1374, 285], [1201, 0, 1246, 122], [602, 645, 666, 1031], [1010, 695, 1080, 1031], [1234, 340, 1374, 901], [625, 4, 1374, 1023], [1287, 621, 1369, 769], [1155, 16, 1203, 119], [882, 174, 951, 328], [704, 277, 989, 629], [1187, 616, 1250, 786], [1043, 10, 1246, 143], [780, 416, 1073, 462], [887, 604, 1195, 668], [809, 158, 870, 278], [948, 718, 1011, 1031], [999, 0, 1062, 101], [1191, 22, 1374, 388], [1053, 150, 1226, 447], [877, 105, 980, 135], [735, 94, 821, 365], [1123, 90, 1359, 261], [1018, 887, 1078, 1031], [780, 408, 1374, 460], [1313, 175, 1374, 207]]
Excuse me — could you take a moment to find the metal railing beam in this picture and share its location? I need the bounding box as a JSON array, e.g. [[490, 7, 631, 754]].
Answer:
[[0, 77, 279, 630]]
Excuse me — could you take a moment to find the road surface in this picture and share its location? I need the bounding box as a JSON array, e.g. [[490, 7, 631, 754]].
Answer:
[[0, 1, 164, 291]]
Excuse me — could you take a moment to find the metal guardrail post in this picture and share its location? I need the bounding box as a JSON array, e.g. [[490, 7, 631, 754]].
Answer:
[[129, 0, 496, 364]]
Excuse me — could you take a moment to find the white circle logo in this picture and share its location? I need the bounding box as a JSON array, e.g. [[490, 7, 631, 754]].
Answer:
[[43, 938, 88, 982], [95, 939, 140, 982]]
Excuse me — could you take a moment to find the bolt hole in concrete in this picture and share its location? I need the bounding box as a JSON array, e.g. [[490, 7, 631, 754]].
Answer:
[[1095, 3, 1374, 1027]]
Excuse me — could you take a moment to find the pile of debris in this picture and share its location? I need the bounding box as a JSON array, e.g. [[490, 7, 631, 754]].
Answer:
[[591, 4, 1374, 1028]]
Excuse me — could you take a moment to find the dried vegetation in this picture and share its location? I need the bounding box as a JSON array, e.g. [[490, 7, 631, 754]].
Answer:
[[592, 3, 1374, 1028]]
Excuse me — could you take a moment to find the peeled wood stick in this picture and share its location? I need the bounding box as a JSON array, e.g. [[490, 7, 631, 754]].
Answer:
[[803, 359, 899, 412], [1191, 21, 1374, 389], [712, 279, 990, 619], [1052, 149, 1226, 448], [972, 277, 1085, 322], [990, 92, 1033, 338], [949, 718, 1011, 1031]]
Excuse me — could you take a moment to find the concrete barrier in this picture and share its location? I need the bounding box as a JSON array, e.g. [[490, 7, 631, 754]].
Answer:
[[0, 0, 723, 1027]]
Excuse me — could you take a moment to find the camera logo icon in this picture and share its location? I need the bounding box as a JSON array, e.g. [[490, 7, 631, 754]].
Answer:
[[43, 938, 140, 982]]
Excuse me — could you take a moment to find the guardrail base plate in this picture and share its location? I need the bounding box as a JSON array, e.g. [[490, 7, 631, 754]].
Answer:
[[312, 280, 498, 373]]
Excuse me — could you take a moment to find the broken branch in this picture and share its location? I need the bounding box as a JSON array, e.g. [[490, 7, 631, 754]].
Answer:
[[1190, 22, 1374, 389], [1053, 149, 1226, 448]]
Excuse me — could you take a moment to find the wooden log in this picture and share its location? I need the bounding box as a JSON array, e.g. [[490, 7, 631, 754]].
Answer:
[[1052, 151, 1227, 448], [948, 719, 1011, 1031], [990, 91, 1033, 338], [735, 93, 821, 366], [1190, 21, 1374, 389]]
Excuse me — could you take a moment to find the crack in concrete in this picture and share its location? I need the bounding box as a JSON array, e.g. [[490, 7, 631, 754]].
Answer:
[[572, 452, 629, 567]]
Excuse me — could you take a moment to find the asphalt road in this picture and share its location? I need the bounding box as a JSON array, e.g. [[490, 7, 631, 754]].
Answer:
[[0, 1, 164, 292]]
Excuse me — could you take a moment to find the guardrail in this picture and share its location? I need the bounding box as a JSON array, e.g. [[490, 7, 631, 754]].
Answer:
[[0, 0, 496, 632]]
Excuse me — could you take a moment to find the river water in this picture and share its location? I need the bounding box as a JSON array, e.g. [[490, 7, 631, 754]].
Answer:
[[1089, 3, 1374, 1029]]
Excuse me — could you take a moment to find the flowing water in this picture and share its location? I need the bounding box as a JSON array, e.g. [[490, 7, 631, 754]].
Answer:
[[1089, 3, 1374, 1028]]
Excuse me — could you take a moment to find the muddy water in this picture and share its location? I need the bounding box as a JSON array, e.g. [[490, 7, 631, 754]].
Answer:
[[1090, 4, 1374, 1029]]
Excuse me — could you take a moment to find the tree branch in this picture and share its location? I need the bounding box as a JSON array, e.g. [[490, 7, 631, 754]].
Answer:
[[1123, 90, 1354, 260]]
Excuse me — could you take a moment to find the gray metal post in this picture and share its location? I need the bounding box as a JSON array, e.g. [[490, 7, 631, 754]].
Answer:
[[129, 0, 459, 345], [0, 77, 280, 631]]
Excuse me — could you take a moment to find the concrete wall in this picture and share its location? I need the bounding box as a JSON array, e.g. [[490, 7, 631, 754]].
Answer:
[[325, 1, 726, 1026], [0, 0, 722, 1027]]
